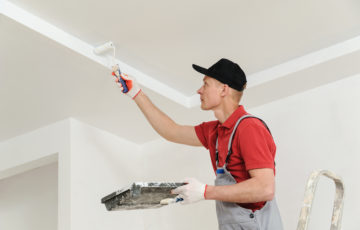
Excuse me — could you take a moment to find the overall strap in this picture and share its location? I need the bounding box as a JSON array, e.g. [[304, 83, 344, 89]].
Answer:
[[216, 115, 272, 168]]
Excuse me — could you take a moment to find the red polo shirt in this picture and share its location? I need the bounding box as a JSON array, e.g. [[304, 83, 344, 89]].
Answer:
[[195, 105, 276, 211]]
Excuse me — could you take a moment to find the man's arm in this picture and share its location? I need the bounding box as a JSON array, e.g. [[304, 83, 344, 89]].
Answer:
[[134, 90, 202, 146], [205, 168, 275, 203], [112, 71, 202, 147]]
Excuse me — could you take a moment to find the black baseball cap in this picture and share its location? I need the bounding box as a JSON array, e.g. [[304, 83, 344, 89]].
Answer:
[[192, 58, 247, 91]]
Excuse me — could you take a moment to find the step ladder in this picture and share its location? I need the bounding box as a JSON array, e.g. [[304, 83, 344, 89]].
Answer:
[[297, 170, 345, 230]]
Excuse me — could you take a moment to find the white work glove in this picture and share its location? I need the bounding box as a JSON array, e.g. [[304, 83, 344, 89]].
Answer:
[[171, 178, 207, 204], [111, 65, 141, 99]]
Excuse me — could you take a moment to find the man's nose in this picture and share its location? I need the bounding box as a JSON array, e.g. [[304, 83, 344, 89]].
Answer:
[[197, 86, 203, 94]]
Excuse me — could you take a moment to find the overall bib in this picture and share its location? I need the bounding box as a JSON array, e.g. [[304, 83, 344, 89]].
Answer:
[[215, 115, 283, 230]]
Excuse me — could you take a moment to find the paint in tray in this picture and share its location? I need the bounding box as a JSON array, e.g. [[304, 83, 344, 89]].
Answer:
[[101, 182, 185, 210]]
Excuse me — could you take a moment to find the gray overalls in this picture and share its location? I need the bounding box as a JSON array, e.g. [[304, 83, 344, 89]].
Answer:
[[215, 115, 283, 230]]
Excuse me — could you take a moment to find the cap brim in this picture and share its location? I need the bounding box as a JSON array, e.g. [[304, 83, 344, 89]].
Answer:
[[192, 64, 209, 76]]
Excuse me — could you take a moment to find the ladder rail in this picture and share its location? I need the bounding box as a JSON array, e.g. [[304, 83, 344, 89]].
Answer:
[[296, 170, 345, 230]]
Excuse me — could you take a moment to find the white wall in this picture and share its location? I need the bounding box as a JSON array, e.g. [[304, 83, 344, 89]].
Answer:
[[1, 74, 359, 230], [248, 73, 360, 229], [0, 119, 68, 180], [0, 163, 58, 230], [69, 119, 146, 230], [68, 119, 218, 230], [67, 73, 360, 230], [0, 119, 71, 230]]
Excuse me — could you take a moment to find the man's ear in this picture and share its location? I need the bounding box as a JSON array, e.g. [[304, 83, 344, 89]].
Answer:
[[220, 84, 230, 97]]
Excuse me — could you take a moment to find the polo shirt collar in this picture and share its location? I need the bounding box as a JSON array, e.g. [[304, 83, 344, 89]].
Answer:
[[219, 105, 247, 129]]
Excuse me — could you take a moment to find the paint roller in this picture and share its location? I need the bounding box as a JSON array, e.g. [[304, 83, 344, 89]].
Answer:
[[94, 41, 129, 93]]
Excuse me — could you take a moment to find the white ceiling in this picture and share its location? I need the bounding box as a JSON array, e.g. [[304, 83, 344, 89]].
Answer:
[[1, 0, 360, 144]]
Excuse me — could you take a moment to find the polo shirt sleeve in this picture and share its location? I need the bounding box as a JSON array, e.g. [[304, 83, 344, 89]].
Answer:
[[194, 121, 218, 150], [237, 121, 276, 171]]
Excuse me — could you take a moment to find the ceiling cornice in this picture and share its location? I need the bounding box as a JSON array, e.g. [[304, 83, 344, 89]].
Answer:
[[2, 0, 360, 108]]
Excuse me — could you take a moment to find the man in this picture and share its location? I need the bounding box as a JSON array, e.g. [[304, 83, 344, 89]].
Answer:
[[112, 58, 283, 230]]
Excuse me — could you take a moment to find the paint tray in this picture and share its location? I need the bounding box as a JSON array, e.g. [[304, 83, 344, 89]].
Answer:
[[101, 182, 185, 211]]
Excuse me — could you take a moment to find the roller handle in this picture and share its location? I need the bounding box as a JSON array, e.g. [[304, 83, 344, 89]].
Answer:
[[117, 74, 129, 93], [113, 67, 129, 93]]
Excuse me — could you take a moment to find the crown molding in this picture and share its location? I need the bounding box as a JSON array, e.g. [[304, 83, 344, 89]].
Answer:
[[247, 36, 360, 88]]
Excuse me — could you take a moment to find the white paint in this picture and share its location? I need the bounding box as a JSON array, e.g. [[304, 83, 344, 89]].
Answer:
[[93, 41, 115, 55], [160, 198, 175, 205], [0, 119, 71, 230], [2, 0, 360, 108], [0, 117, 216, 230], [0, 0, 189, 107], [0, 163, 58, 230], [246, 35, 360, 88], [248, 73, 360, 230], [0, 119, 68, 176], [68, 119, 146, 230], [0, 154, 57, 181]]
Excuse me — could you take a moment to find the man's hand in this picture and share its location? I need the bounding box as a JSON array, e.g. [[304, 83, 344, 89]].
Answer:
[[171, 178, 207, 204], [112, 65, 141, 99]]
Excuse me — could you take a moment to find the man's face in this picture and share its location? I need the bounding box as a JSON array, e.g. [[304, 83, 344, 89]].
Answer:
[[197, 76, 223, 110]]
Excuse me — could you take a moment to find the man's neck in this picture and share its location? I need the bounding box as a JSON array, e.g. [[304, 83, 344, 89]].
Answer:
[[214, 103, 239, 124]]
